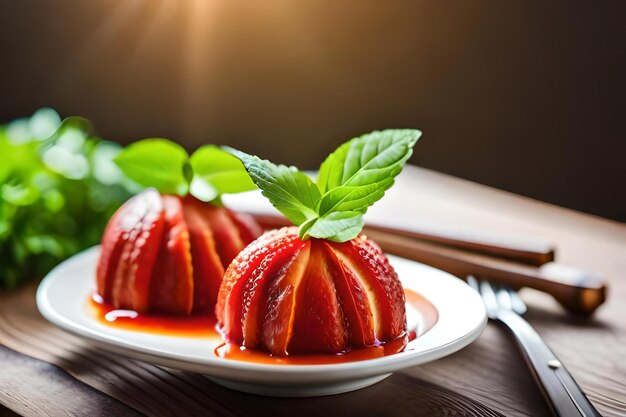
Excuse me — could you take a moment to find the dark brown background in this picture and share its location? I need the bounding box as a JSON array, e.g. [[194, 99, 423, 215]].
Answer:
[[1, 0, 625, 221]]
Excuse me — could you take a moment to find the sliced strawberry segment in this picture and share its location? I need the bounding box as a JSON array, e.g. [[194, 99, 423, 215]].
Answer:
[[226, 210, 263, 244], [148, 196, 194, 314], [206, 207, 245, 267], [217, 227, 298, 345], [110, 189, 165, 313], [182, 201, 225, 313], [97, 203, 129, 300], [324, 242, 376, 347], [286, 241, 347, 354], [338, 237, 406, 341], [246, 241, 308, 351]]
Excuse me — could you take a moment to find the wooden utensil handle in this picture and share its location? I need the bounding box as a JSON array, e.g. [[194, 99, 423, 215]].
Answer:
[[364, 230, 606, 315], [497, 310, 602, 416], [365, 221, 555, 266], [251, 213, 555, 266]]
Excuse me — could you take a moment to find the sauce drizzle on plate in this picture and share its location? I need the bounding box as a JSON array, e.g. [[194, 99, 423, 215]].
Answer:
[[89, 293, 218, 338], [88, 288, 438, 364]]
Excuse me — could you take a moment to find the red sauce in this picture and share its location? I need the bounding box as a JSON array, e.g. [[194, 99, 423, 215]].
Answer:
[[404, 288, 439, 344], [88, 293, 218, 338], [214, 288, 439, 364], [88, 288, 438, 364], [214, 335, 409, 364]]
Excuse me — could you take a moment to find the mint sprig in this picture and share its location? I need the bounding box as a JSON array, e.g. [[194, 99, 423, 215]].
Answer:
[[225, 150, 320, 225], [114, 139, 256, 202], [227, 129, 421, 242]]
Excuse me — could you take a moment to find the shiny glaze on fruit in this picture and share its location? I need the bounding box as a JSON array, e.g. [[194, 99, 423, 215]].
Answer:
[[216, 227, 407, 356], [215, 288, 438, 364], [96, 189, 262, 315], [214, 334, 410, 364]]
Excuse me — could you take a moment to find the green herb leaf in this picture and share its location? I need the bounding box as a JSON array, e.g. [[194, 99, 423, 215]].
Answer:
[[189, 145, 257, 202], [114, 138, 189, 195], [227, 129, 420, 242], [302, 212, 364, 242], [225, 147, 320, 225], [316, 129, 421, 215]]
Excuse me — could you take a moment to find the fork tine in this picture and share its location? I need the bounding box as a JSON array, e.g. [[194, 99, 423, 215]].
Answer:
[[467, 277, 524, 318], [496, 286, 513, 310], [467, 275, 479, 292], [505, 286, 528, 315], [479, 280, 499, 317]]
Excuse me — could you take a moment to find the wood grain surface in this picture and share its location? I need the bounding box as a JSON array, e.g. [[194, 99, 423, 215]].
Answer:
[[1, 165, 625, 416], [0, 345, 141, 417]]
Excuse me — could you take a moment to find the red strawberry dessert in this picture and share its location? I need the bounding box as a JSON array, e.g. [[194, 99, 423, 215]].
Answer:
[[97, 189, 261, 314], [96, 139, 262, 314], [216, 227, 406, 355], [217, 129, 421, 355]]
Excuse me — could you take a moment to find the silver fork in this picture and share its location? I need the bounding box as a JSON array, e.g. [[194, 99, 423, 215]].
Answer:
[[468, 276, 602, 417]]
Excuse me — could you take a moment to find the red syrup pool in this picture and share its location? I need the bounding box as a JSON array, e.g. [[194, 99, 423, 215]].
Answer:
[[89, 293, 217, 338], [89, 288, 439, 364]]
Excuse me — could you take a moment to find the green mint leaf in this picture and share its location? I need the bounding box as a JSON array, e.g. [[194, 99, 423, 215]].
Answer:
[[225, 147, 320, 225], [316, 129, 420, 215], [225, 129, 420, 243], [189, 145, 257, 202], [302, 212, 364, 242], [114, 138, 189, 195]]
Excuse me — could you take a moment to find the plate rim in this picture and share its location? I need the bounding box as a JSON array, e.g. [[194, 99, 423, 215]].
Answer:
[[36, 246, 486, 383]]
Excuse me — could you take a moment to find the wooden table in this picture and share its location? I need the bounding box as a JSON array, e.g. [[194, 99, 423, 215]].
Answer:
[[1, 165, 625, 416]]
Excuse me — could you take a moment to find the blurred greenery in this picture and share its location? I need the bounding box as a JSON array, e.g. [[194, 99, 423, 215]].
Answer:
[[0, 108, 132, 289]]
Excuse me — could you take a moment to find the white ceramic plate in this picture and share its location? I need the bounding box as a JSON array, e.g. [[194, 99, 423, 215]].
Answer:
[[37, 246, 486, 397]]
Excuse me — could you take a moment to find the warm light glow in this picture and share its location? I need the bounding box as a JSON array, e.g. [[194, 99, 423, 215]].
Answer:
[[180, 0, 221, 138]]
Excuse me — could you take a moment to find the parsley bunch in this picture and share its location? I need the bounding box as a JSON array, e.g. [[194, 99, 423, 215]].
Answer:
[[0, 109, 130, 289]]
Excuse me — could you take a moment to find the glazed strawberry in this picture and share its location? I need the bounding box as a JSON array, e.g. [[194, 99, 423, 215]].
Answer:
[[218, 129, 421, 355], [97, 190, 261, 314], [217, 227, 405, 355], [97, 139, 261, 314]]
